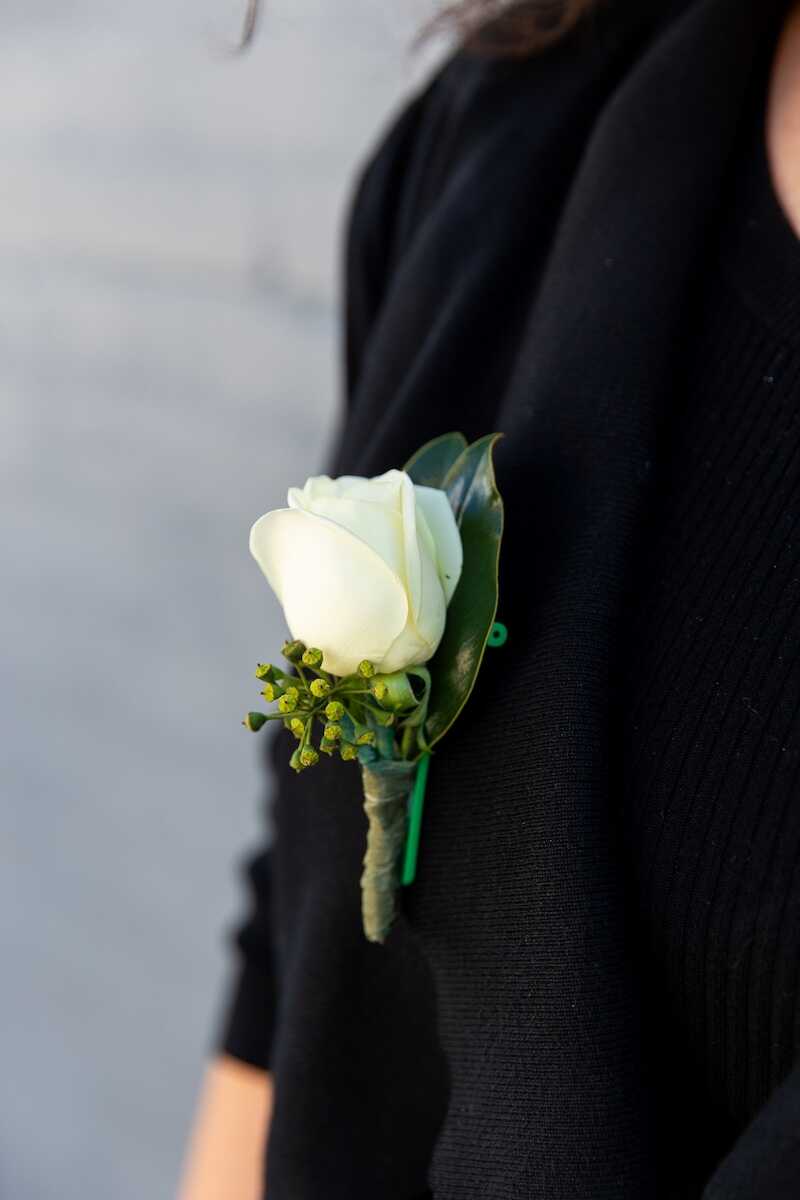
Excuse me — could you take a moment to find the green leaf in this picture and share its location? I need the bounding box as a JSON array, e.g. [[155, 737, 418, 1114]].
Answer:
[[372, 670, 417, 712], [374, 723, 396, 760], [337, 710, 357, 743], [402, 667, 431, 728], [423, 433, 504, 749], [397, 666, 433, 756], [404, 431, 467, 488]]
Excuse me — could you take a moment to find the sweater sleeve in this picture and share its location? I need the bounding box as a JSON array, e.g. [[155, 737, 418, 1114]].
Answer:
[[214, 67, 448, 1073], [215, 721, 284, 1070], [215, 830, 279, 1071], [701, 1061, 800, 1199]]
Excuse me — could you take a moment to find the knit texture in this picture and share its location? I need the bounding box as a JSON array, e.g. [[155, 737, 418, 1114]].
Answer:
[[218, 1, 800, 1196], [619, 80, 800, 1184]]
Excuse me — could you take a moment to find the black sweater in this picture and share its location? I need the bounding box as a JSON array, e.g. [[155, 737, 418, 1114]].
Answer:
[[218, 1, 800, 1196]]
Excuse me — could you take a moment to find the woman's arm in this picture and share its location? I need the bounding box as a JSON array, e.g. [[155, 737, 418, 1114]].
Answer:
[[178, 1055, 274, 1200], [178, 829, 278, 1199]]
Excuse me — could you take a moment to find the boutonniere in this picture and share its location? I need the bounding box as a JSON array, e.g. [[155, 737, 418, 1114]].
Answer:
[[243, 432, 505, 943]]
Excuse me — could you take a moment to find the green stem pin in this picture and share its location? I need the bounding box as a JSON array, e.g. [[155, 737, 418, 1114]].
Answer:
[[401, 621, 508, 886], [401, 751, 430, 886]]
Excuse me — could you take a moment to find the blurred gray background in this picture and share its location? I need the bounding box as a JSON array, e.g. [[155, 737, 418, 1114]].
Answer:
[[0, 3, 446, 1196]]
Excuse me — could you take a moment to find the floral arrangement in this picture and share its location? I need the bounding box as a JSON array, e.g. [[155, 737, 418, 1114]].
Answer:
[[243, 432, 504, 942]]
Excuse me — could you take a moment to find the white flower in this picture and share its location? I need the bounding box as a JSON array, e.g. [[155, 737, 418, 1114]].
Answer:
[[249, 468, 463, 677]]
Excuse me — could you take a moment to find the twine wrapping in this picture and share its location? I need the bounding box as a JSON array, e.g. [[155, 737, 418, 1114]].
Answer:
[[359, 759, 416, 943]]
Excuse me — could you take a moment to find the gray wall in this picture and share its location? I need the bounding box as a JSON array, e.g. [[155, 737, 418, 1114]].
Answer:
[[0, 4, 445, 1196]]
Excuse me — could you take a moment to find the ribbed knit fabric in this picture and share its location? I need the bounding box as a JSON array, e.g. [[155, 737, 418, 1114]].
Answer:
[[217, 2, 800, 1197], [620, 73, 800, 1175]]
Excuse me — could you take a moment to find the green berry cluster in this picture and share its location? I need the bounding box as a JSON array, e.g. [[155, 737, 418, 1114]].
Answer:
[[243, 640, 428, 772]]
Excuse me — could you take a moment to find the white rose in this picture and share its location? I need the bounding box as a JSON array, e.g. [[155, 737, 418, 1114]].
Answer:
[[249, 468, 463, 677]]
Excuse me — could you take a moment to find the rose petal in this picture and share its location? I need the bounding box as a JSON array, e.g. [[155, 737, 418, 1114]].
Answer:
[[399, 472, 423, 622], [287, 471, 410, 583], [379, 543, 445, 673], [249, 508, 408, 676], [292, 496, 405, 581], [413, 485, 463, 604], [335, 469, 406, 505], [288, 474, 370, 508]]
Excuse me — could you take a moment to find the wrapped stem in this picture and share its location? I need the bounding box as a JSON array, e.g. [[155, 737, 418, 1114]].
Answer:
[[359, 760, 416, 943]]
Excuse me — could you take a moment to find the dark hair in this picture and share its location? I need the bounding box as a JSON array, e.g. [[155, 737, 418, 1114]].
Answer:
[[418, 0, 604, 57], [237, 1, 603, 58]]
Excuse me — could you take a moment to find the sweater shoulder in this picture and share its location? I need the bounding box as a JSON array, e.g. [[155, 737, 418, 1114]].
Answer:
[[343, 47, 548, 287], [340, 50, 497, 396]]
